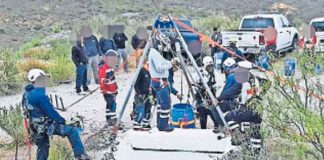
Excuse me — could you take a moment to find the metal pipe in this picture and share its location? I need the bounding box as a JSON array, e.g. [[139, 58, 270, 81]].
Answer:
[[60, 97, 65, 111], [55, 94, 59, 109], [170, 14, 228, 127], [116, 32, 153, 127]]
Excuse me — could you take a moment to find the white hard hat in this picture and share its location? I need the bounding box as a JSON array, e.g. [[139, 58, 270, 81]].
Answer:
[[237, 61, 253, 69], [203, 56, 213, 67], [27, 69, 48, 82], [223, 57, 236, 67]]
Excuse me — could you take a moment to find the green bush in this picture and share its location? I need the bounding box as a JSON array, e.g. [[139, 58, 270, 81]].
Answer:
[[47, 40, 74, 82], [0, 104, 26, 159], [49, 138, 73, 160], [15, 39, 75, 83], [259, 53, 324, 160], [15, 37, 44, 58], [0, 49, 22, 95]]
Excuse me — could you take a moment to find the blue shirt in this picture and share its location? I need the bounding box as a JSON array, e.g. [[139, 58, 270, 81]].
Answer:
[[23, 84, 65, 123], [218, 73, 242, 101]]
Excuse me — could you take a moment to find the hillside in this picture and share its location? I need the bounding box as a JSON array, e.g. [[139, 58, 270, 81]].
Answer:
[[1, 0, 324, 48]]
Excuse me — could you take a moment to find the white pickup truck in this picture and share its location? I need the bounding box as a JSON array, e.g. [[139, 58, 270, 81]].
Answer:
[[222, 13, 299, 56], [310, 17, 324, 52]]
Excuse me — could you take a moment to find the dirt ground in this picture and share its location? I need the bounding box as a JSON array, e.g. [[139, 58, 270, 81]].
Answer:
[[1, 0, 324, 49]]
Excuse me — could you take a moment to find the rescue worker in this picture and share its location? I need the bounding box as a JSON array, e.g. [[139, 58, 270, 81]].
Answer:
[[149, 48, 174, 132], [210, 27, 223, 57], [194, 56, 218, 129], [221, 41, 243, 73], [213, 61, 247, 133], [98, 50, 119, 126], [71, 37, 89, 94], [22, 69, 90, 160], [133, 59, 153, 130], [222, 57, 237, 78], [154, 15, 174, 30], [224, 66, 269, 154]]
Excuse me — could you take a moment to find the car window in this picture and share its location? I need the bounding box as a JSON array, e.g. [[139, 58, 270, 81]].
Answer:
[[311, 22, 324, 31], [279, 17, 285, 28], [241, 18, 275, 29], [282, 16, 291, 27]]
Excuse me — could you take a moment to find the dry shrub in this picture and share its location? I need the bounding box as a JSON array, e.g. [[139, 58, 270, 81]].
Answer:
[[17, 59, 51, 73], [23, 47, 51, 60]]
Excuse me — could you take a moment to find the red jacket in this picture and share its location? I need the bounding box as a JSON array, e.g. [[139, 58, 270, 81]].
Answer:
[[98, 63, 118, 94]]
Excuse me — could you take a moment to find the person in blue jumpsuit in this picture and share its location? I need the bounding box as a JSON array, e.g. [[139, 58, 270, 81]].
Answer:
[[224, 69, 270, 152], [22, 69, 90, 160], [148, 48, 174, 132], [212, 63, 243, 133], [221, 41, 244, 75]]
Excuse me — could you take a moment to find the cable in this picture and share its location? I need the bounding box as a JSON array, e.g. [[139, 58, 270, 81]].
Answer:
[[172, 17, 324, 101]]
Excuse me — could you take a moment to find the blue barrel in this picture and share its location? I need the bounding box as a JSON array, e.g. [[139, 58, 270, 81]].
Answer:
[[284, 58, 296, 76], [214, 52, 224, 70], [171, 103, 195, 128], [258, 55, 270, 70]]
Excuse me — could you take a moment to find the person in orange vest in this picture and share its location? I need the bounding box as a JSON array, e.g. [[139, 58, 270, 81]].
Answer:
[[98, 50, 119, 126], [131, 33, 147, 67]]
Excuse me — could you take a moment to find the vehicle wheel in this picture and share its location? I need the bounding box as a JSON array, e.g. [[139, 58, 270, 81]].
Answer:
[[290, 37, 298, 53]]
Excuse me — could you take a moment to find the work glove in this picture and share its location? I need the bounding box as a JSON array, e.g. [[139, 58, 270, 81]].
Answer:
[[147, 94, 153, 103], [171, 58, 180, 65], [176, 93, 183, 101]]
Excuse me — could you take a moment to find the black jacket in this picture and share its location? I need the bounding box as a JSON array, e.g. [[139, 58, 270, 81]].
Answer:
[[134, 68, 151, 95], [113, 33, 128, 49], [131, 35, 146, 49], [71, 43, 88, 66]]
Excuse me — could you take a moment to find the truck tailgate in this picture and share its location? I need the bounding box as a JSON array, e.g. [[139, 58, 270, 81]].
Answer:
[[221, 31, 262, 47]]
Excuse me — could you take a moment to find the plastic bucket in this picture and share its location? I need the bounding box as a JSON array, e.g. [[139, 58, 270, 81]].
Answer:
[[214, 52, 224, 70], [284, 58, 296, 76], [171, 103, 195, 128]]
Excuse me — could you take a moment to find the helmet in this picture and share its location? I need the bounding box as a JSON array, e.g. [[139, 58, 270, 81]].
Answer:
[[27, 69, 48, 82], [203, 56, 214, 73], [223, 57, 236, 67], [228, 38, 237, 48], [161, 16, 170, 22], [203, 56, 213, 67], [238, 61, 253, 69]]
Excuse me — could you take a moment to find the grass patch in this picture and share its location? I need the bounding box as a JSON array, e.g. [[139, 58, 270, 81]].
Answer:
[[49, 138, 74, 160], [0, 104, 26, 159], [0, 49, 22, 95], [15, 37, 44, 58], [1, 38, 75, 96], [17, 39, 74, 82]]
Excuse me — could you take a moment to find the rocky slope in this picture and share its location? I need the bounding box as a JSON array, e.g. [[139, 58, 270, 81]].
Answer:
[[1, 0, 324, 48]]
